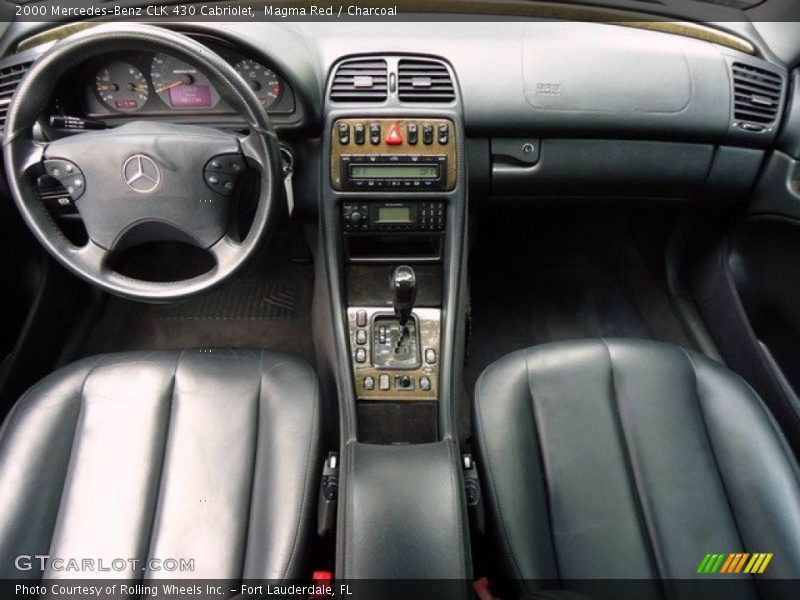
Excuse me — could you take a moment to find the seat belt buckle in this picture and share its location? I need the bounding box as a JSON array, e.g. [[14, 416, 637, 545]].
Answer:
[[317, 452, 338, 538], [280, 146, 295, 216], [463, 453, 485, 536]]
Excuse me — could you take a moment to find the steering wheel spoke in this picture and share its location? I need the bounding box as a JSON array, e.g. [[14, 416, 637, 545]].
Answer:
[[5, 133, 47, 199], [19, 136, 46, 174], [239, 129, 276, 173], [70, 239, 109, 274], [208, 234, 244, 268]]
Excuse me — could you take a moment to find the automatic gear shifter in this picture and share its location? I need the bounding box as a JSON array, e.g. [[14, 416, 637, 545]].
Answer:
[[392, 265, 417, 328], [371, 266, 421, 370]]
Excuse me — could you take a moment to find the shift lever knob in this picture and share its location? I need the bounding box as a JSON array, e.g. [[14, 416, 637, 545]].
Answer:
[[391, 265, 417, 327]]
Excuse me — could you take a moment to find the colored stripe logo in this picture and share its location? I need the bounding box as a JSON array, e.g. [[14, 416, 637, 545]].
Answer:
[[697, 553, 773, 574]]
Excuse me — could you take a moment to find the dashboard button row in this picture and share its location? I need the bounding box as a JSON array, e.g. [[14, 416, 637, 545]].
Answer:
[[361, 375, 432, 392], [338, 121, 449, 147]]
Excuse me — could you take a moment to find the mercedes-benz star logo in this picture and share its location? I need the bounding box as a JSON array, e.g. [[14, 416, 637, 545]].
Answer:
[[122, 154, 161, 194]]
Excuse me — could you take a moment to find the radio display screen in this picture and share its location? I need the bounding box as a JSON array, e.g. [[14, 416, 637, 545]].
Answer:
[[350, 164, 439, 179], [377, 206, 412, 223]]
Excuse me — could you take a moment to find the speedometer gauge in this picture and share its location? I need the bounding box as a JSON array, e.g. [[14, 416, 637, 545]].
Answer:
[[235, 59, 282, 109], [150, 53, 220, 110], [95, 62, 149, 112]]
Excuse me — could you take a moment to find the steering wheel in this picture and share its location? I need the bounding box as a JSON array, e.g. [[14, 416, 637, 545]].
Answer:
[[2, 24, 280, 302]]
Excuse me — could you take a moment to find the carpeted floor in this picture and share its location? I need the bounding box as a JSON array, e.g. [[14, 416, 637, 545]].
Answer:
[[82, 223, 316, 366], [465, 206, 693, 391]]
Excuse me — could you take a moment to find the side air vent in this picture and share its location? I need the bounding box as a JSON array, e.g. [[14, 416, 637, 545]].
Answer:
[[0, 60, 32, 132], [398, 59, 455, 103], [731, 62, 784, 129], [330, 58, 387, 102]]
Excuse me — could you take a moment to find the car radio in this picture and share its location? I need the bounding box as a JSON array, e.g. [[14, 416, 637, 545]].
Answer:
[[342, 201, 445, 232], [331, 117, 456, 191]]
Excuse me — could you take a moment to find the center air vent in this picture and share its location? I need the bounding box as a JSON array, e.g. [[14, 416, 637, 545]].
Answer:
[[731, 62, 784, 130], [398, 59, 455, 103], [0, 59, 32, 132], [330, 58, 387, 102]]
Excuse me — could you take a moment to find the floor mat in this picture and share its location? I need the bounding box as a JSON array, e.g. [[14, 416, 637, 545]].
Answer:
[[81, 224, 316, 366], [154, 279, 300, 320], [465, 207, 693, 392]]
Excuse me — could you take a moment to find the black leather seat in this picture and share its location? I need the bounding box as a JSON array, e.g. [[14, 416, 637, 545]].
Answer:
[[0, 349, 320, 580], [475, 339, 800, 595]]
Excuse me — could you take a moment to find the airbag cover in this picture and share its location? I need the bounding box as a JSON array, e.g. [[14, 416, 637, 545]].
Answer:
[[523, 28, 692, 114]]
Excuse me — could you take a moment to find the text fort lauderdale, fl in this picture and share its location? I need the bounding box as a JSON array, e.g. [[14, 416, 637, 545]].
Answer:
[[17, 583, 354, 597]]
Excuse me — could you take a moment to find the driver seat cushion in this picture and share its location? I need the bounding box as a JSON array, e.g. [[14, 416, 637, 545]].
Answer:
[[474, 339, 800, 591], [0, 349, 320, 580]]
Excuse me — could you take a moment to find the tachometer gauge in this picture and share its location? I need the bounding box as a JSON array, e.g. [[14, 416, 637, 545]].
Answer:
[[150, 53, 220, 110], [95, 62, 149, 112], [235, 59, 282, 109]]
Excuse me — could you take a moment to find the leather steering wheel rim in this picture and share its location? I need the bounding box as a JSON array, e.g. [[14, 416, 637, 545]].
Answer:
[[2, 23, 280, 303]]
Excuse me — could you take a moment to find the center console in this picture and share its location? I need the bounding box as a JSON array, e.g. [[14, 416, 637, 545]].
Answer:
[[331, 116, 457, 435], [319, 56, 472, 590]]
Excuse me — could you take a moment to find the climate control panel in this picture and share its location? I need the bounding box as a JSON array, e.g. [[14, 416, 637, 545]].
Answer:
[[331, 117, 457, 191]]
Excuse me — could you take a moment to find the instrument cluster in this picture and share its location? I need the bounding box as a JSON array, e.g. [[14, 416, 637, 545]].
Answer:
[[82, 42, 294, 119]]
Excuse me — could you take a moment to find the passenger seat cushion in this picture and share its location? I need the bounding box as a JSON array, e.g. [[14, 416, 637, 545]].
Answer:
[[0, 349, 321, 580], [474, 339, 800, 590]]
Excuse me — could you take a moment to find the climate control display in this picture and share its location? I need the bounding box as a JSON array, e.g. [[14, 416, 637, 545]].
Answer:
[[331, 117, 457, 191]]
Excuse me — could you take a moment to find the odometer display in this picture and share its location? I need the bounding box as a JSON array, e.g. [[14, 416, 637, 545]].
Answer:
[[150, 53, 220, 110]]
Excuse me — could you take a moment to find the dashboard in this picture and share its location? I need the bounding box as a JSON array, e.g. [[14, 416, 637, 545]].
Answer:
[[58, 36, 295, 124], [0, 21, 787, 145], [0, 18, 797, 210]]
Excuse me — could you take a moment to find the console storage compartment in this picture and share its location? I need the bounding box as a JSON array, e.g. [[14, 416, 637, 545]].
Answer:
[[337, 441, 472, 595]]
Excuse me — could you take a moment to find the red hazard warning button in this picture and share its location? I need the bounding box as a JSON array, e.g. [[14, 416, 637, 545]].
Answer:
[[386, 124, 403, 145]]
